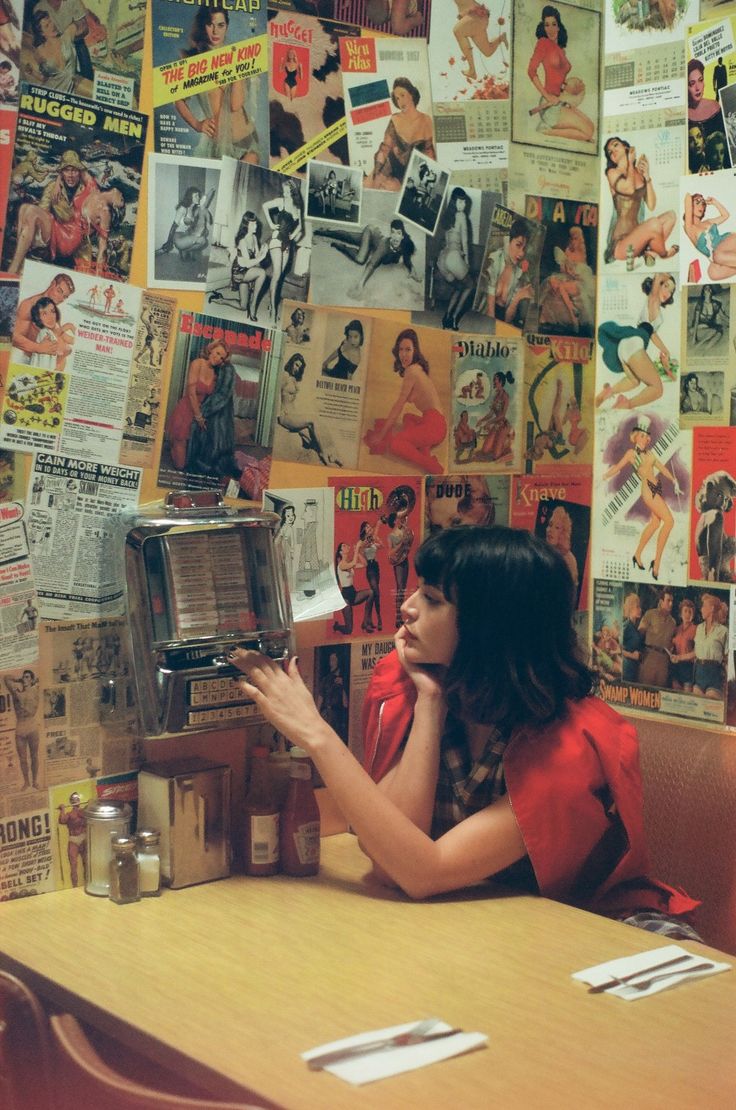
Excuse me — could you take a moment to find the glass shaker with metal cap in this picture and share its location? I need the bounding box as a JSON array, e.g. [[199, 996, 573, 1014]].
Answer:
[[135, 828, 161, 897], [84, 799, 132, 896], [109, 836, 140, 904]]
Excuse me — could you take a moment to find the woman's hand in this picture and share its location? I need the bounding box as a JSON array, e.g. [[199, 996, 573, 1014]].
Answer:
[[197, 116, 218, 138], [229, 650, 327, 750], [395, 626, 446, 702]]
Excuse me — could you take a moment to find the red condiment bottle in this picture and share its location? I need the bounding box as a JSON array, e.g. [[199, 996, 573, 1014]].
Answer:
[[280, 747, 320, 876], [243, 745, 280, 876]]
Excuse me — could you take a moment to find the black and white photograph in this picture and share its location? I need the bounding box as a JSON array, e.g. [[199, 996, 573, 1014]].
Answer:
[[718, 80, 736, 170], [396, 151, 449, 236], [148, 154, 220, 291], [306, 160, 362, 224]]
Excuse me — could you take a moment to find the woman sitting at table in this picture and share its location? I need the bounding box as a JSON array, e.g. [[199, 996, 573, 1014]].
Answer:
[[231, 526, 700, 938]]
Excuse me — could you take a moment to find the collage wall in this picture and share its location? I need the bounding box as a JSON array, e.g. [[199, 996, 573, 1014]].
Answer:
[[0, 0, 734, 901]]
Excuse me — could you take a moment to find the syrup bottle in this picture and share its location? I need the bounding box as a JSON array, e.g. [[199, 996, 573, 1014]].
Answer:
[[243, 745, 280, 876], [280, 747, 320, 876]]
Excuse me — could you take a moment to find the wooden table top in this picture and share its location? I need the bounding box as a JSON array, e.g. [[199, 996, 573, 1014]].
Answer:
[[1, 834, 734, 1109]]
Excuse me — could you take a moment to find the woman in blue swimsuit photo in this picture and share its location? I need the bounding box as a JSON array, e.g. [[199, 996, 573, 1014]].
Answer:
[[684, 192, 736, 281]]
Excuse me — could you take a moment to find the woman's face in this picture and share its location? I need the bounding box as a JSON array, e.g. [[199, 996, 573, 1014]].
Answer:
[[546, 513, 570, 551], [693, 195, 707, 217], [687, 375, 699, 392], [398, 337, 415, 368], [701, 595, 714, 619], [39, 14, 57, 39], [456, 194, 467, 212], [393, 85, 412, 111], [191, 190, 202, 206], [388, 226, 404, 250], [246, 216, 258, 233], [284, 506, 295, 524], [628, 597, 642, 621], [508, 235, 527, 264], [209, 344, 228, 367], [39, 302, 58, 328], [657, 275, 676, 303], [205, 13, 228, 47], [346, 328, 361, 348], [680, 604, 695, 625], [400, 580, 458, 667], [338, 543, 349, 560], [493, 372, 503, 390], [543, 14, 559, 40], [632, 429, 650, 450], [688, 68, 704, 103], [605, 138, 627, 165]]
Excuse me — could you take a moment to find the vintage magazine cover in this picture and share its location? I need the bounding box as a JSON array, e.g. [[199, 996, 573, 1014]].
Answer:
[[147, 153, 221, 291], [679, 168, 736, 287], [525, 193, 597, 338], [269, 1, 431, 39], [473, 202, 545, 334], [688, 13, 735, 170], [206, 159, 311, 330], [680, 283, 736, 426], [510, 466, 592, 611], [158, 309, 283, 501], [592, 577, 732, 726], [339, 32, 434, 190], [0, 0, 19, 109], [423, 472, 511, 536], [689, 427, 736, 585], [327, 473, 422, 640], [447, 330, 523, 473], [510, 0, 601, 156], [593, 407, 691, 586], [271, 300, 370, 471], [119, 291, 176, 470], [428, 0, 511, 172], [268, 9, 360, 175], [0, 105, 17, 273], [20, 0, 145, 109], [151, 0, 268, 163], [1, 84, 146, 280], [522, 334, 593, 472], [0, 498, 39, 669], [262, 485, 343, 622]]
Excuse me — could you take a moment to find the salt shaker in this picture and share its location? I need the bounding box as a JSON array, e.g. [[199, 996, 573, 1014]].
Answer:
[[109, 836, 140, 904], [84, 800, 132, 896], [136, 829, 162, 897]]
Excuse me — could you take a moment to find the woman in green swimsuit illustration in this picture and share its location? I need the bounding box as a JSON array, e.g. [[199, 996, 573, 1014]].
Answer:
[[684, 192, 736, 282]]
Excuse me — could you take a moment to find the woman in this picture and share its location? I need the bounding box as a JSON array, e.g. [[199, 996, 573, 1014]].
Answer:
[[230, 526, 699, 938], [174, 7, 259, 163], [544, 504, 577, 589], [284, 307, 310, 344], [281, 47, 302, 101], [527, 6, 594, 143], [603, 414, 682, 581], [365, 77, 435, 192], [156, 187, 216, 263], [478, 217, 533, 328], [386, 505, 414, 628], [436, 187, 475, 331], [602, 137, 677, 264], [275, 503, 297, 592], [29, 8, 92, 97], [684, 193, 736, 282], [186, 343, 236, 478], [538, 226, 595, 335], [265, 178, 305, 324], [333, 542, 371, 635], [28, 297, 74, 372], [669, 598, 697, 693], [316, 169, 339, 217], [166, 339, 228, 470], [316, 651, 349, 743], [688, 59, 727, 154], [596, 272, 677, 411], [692, 593, 728, 699], [691, 285, 725, 346], [680, 372, 710, 415], [277, 352, 342, 467], [475, 370, 515, 461], [453, 0, 507, 81], [621, 592, 643, 684], [355, 520, 383, 633], [321, 320, 364, 380], [314, 218, 421, 298], [230, 210, 268, 321], [363, 328, 446, 475]]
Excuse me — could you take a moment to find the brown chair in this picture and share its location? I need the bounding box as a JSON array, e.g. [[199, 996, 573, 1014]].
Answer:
[[48, 1012, 272, 1110], [0, 969, 56, 1110]]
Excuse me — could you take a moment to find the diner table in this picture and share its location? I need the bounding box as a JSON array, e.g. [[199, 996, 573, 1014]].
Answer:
[[0, 834, 734, 1109]]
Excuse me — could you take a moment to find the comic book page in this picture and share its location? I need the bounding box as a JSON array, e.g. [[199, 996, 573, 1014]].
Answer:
[[447, 331, 523, 472], [328, 473, 422, 640], [525, 193, 598, 338], [147, 154, 221, 291], [272, 300, 369, 470], [206, 159, 311, 330], [262, 485, 343, 621], [511, 0, 601, 157], [268, 9, 360, 175], [119, 291, 176, 470], [522, 334, 594, 471], [151, 0, 268, 163], [473, 202, 545, 334], [680, 283, 736, 425], [687, 13, 735, 170], [20, 0, 145, 109], [423, 472, 511, 536], [679, 167, 736, 286], [689, 426, 736, 584], [2, 85, 146, 281], [157, 309, 283, 501]]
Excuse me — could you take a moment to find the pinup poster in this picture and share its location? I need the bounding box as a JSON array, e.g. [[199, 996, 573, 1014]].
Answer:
[[262, 486, 343, 622], [604, 0, 698, 55], [510, 467, 592, 611], [147, 154, 221, 291], [510, 0, 600, 156], [413, 181, 500, 335], [357, 317, 451, 477], [339, 33, 434, 189], [592, 407, 691, 587], [309, 189, 427, 311], [473, 202, 545, 335], [522, 334, 593, 471], [679, 168, 736, 286], [271, 300, 371, 471], [525, 193, 597, 338], [447, 331, 523, 473], [594, 272, 681, 421], [327, 473, 422, 641], [423, 473, 511, 536], [598, 119, 682, 275], [1, 84, 146, 282], [680, 283, 735, 426], [689, 427, 736, 585], [151, 0, 268, 164], [268, 10, 360, 175], [688, 14, 735, 172], [206, 159, 311, 330], [20, 0, 145, 109], [592, 577, 732, 726], [157, 309, 284, 502]]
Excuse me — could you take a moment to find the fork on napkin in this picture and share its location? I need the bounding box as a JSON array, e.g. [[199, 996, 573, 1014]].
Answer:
[[572, 944, 731, 1000]]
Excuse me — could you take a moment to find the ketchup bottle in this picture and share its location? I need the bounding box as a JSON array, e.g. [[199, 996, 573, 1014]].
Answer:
[[280, 747, 320, 876], [243, 745, 280, 876]]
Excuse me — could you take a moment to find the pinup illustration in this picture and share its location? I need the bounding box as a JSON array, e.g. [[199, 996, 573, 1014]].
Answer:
[[602, 137, 677, 266], [363, 328, 447, 474], [603, 413, 682, 581], [536, 499, 589, 597], [280, 47, 303, 101], [452, 0, 508, 81], [683, 191, 736, 284], [538, 225, 596, 336], [475, 370, 515, 461], [523, 4, 595, 146], [364, 77, 435, 192], [355, 518, 384, 632], [596, 273, 677, 411], [322, 320, 364, 380], [333, 542, 371, 635], [687, 59, 730, 170], [526, 376, 589, 463], [277, 352, 343, 467]]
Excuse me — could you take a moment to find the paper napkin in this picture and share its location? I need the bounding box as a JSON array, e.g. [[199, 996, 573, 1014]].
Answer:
[[573, 943, 731, 1000]]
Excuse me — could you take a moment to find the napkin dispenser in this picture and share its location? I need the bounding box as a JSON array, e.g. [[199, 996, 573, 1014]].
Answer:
[[137, 757, 231, 887]]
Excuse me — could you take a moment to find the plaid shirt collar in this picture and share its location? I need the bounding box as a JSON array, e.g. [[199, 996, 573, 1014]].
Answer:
[[432, 715, 510, 837]]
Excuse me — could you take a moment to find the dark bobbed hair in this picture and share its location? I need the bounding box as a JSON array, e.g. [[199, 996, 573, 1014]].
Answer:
[[391, 76, 420, 107], [284, 352, 305, 381], [509, 217, 529, 243], [344, 319, 364, 343], [641, 273, 675, 306], [290, 307, 305, 324], [603, 135, 630, 170], [442, 186, 472, 233], [414, 526, 593, 730], [185, 5, 228, 56], [392, 328, 429, 376], [687, 58, 705, 78], [235, 209, 261, 243], [30, 296, 60, 330], [180, 186, 202, 208], [389, 218, 416, 267], [535, 5, 568, 48]]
